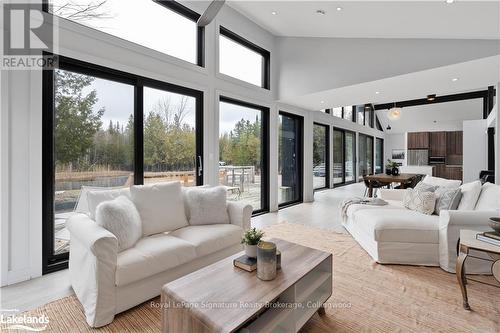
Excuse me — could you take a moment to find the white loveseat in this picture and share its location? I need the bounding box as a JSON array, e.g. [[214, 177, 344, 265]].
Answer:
[[67, 184, 252, 327], [343, 176, 499, 274]]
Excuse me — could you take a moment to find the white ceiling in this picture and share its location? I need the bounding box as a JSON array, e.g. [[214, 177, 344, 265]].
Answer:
[[280, 55, 500, 111], [376, 99, 483, 133], [228, 1, 500, 40]]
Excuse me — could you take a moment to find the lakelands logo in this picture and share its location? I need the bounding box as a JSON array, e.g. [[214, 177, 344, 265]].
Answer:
[[1, 1, 58, 69], [1, 311, 49, 331]]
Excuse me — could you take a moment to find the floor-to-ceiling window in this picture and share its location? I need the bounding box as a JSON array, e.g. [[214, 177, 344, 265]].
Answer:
[[43, 56, 203, 273], [143, 86, 201, 186], [278, 112, 303, 206], [333, 128, 356, 185], [313, 123, 329, 190], [375, 138, 384, 174], [219, 97, 269, 214], [359, 134, 374, 179]]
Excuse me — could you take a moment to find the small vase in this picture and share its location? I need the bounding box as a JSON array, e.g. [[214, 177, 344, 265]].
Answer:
[[385, 168, 392, 175], [392, 167, 400, 176], [245, 244, 257, 258]]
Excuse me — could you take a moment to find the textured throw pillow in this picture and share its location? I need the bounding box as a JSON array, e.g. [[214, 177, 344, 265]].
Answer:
[[434, 187, 462, 215], [403, 189, 436, 215], [86, 187, 131, 220], [131, 181, 188, 236], [95, 196, 142, 252], [457, 181, 482, 211], [414, 181, 437, 193], [185, 186, 229, 225]]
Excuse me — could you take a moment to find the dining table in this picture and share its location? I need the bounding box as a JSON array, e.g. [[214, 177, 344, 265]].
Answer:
[[364, 173, 418, 197]]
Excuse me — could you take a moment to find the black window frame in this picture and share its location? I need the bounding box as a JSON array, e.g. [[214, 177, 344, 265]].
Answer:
[[313, 122, 330, 191], [375, 137, 384, 174], [43, 0, 205, 67], [42, 53, 204, 274], [333, 127, 357, 187], [219, 26, 271, 90], [219, 96, 270, 215], [358, 133, 375, 179], [278, 111, 304, 208]]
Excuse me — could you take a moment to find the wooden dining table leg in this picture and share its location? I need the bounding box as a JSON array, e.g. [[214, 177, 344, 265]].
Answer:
[[368, 182, 373, 197]]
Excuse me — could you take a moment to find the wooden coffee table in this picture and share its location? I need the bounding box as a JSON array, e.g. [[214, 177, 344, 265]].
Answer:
[[161, 238, 332, 333]]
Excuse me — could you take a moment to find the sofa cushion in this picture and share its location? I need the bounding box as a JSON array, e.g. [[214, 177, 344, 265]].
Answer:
[[169, 224, 242, 257], [95, 196, 142, 252], [434, 187, 462, 215], [131, 181, 188, 236], [115, 234, 196, 286], [457, 181, 482, 211], [86, 187, 131, 220], [345, 200, 403, 219], [475, 182, 500, 211], [185, 186, 229, 225], [353, 208, 439, 243], [403, 190, 436, 215], [422, 175, 461, 189]]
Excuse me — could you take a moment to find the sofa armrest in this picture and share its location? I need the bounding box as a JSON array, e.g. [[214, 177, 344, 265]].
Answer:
[[379, 189, 408, 202], [439, 210, 497, 229], [66, 213, 118, 327], [227, 201, 252, 230], [438, 210, 495, 274]]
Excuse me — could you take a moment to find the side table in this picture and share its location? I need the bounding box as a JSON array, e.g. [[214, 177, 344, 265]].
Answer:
[[456, 229, 500, 310]]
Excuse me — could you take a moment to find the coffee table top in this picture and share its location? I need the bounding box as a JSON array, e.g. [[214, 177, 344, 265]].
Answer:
[[162, 238, 331, 332]]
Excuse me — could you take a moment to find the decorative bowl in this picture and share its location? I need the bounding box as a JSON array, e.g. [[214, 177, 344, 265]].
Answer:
[[489, 217, 500, 233]]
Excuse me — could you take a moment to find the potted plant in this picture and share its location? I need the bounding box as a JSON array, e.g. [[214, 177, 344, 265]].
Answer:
[[241, 228, 264, 258], [386, 160, 400, 176]]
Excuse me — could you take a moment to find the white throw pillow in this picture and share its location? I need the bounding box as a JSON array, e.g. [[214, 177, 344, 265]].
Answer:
[[95, 196, 142, 252], [86, 187, 131, 220], [457, 181, 482, 211], [131, 181, 188, 236], [422, 175, 461, 189], [185, 186, 229, 225], [403, 189, 436, 215], [475, 183, 500, 211]]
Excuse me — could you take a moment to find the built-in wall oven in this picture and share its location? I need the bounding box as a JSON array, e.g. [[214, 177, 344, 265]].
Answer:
[[429, 156, 446, 165]]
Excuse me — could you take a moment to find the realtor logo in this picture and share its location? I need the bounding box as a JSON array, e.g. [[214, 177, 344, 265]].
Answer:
[[1, 1, 57, 69]]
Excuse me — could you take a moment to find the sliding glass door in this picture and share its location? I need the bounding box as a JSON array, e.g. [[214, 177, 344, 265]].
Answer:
[[375, 138, 384, 174], [43, 56, 203, 273], [359, 134, 374, 179], [218, 97, 269, 214], [278, 112, 303, 206], [313, 123, 329, 190], [333, 128, 356, 185]]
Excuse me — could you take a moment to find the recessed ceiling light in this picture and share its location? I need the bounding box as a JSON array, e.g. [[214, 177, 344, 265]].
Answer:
[[375, 91, 380, 95], [271, 11, 277, 15], [445, 0, 455, 4], [452, 77, 459, 82], [320, 100, 325, 104], [316, 9, 326, 15], [336, 7, 342, 11]]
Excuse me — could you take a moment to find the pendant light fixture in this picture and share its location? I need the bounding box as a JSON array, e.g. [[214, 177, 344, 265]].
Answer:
[[388, 102, 401, 120]]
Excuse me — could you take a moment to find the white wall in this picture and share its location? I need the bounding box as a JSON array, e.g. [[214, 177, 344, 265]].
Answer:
[[384, 133, 407, 166], [463, 120, 488, 183]]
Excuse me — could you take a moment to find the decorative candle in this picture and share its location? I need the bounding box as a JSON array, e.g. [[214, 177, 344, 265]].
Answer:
[[257, 241, 277, 281]]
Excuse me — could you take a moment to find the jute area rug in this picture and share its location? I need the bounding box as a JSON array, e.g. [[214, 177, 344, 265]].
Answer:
[[4, 223, 499, 332]]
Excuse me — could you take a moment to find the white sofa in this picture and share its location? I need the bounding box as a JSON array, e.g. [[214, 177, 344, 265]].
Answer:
[[67, 185, 252, 327], [343, 176, 498, 274]]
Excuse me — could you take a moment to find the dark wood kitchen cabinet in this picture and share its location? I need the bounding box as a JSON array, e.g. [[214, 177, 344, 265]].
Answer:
[[407, 132, 429, 149], [446, 166, 463, 181], [433, 165, 447, 178], [429, 131, 446, 157], [446, 131, 463, 155]]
